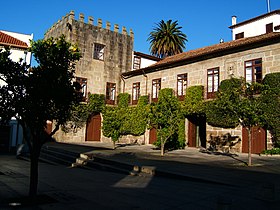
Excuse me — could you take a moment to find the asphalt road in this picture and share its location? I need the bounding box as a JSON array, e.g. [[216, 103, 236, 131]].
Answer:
[[0, 154, 279, 210]]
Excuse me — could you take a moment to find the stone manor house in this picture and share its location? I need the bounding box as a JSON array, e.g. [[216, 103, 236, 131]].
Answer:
[[46, 10, 280, 154]]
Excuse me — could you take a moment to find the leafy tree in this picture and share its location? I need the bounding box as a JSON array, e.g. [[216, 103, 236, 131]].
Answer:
[[102, 106, 121, 149], [122, 95, 149, 136], [149, 88, 181, 156], [182, 85, 206, 147], [205, 79, 240, 128], [182, 85, 205, 118], [260, 73, 280, 147], [0, 36, 81, 198], [147, 20, 187, 58], [102, 93, 130, 149], [207, 78, 264, 166]]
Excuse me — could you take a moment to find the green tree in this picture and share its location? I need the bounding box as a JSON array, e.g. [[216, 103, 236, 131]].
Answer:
[[207, 78, 264, 166], [182, 86, 206, 147], [102, 106, 121, 149], [122, 95, 149, 136], [0, 36, 81, 198], [147, 20, 187, 58], [260, 73, 280, 147], [149, 88, 181, 156], [102, 93, 130, 149]]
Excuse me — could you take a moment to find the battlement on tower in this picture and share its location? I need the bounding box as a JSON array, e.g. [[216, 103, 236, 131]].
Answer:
[[44, 10, 134, 39]]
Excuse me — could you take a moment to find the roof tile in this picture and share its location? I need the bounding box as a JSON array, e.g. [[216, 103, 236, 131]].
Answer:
[[123, 32, 280, 78], [0, 31, 28, 49]]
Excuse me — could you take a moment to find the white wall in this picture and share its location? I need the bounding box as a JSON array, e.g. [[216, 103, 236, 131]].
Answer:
[[140, 57, 157, 69], [232, 14, 280, 40], [0, 30, 33, 65]]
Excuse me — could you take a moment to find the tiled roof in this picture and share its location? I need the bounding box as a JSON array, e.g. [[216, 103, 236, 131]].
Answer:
[[123, 32, 280, 77], [0, 31, 28, 49], [229, 9, 280, 29]]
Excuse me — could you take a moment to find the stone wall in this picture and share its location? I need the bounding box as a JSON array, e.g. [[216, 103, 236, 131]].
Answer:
[[46, 11, 134, 143], [45, 10, 134, 96], [123, 41, 280, 151]]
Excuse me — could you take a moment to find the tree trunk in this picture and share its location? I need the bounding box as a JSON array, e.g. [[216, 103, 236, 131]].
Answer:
[[113, 141, 116, 150], [29, 149, 39, 199], [28, 133, 42, 200], [160, 143, 165, 156], [248, 127, 252, 166]]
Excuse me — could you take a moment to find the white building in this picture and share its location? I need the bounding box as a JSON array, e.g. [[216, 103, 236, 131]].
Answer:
[[0, 30, 33, 64], [230, 9, 280, 40], [132, 51, 161, 70], [0, 30, 33, 152]]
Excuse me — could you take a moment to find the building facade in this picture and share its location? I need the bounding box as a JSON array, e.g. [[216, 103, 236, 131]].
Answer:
[[230, 9, 280, 40], [0, 30, 33, 152], [48, 10, 280, 153], [123, 32, 280, 153], [47, 11, 157, 143]]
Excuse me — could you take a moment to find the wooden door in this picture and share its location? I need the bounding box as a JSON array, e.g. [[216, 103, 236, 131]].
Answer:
[[149, 127, 157, 144], [86, 114, 101, 141], [242, 127, 266, 154], [188, 121, 197, 147]]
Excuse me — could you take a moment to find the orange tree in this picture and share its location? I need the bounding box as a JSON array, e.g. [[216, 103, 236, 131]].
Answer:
[[0, 36, 81, 198]]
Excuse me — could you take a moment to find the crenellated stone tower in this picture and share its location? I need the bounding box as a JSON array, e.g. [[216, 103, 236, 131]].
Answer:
[[45, 11, 135, 143], [45, 10, 134, 97]]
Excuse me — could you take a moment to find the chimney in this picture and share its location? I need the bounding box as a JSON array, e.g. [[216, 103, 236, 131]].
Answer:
[[232, 16, 237, 26]]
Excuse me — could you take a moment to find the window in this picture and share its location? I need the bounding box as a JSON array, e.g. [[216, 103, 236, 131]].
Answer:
[[177, 73, 188, 101], [76, 77, 87, 102], [266, 23, 273, 33], [152, 78, 161, 102], [133, 56, 141, 70], [207, 68, 219, 99], [106, 82, 116, 105], [245, 59, 262, 83], [132, 82, 140, 105], [93, 43, 105, 60], [235, 32, 244, 40]]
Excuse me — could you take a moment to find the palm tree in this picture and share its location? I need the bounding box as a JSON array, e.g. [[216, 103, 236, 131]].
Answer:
[[147, 20, 187, 59]]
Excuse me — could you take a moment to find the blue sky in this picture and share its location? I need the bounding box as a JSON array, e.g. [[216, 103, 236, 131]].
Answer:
[[1, 0, 280, 55]]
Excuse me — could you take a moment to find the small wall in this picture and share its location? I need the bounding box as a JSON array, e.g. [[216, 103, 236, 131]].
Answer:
[[206, 124, 242, 153]]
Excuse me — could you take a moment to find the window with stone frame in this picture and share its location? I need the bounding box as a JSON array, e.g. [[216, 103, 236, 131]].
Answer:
[[152, 78, 161, 102], [93, 43, 105, 60], [133, 56, 141, 70], [207, 68, 219, 99], [245, 58, 262, 84], [177, 73, 188, 101], [106, 82, 116, 105], [76, 77, 87, 102], [132, 82, 140, 105]]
